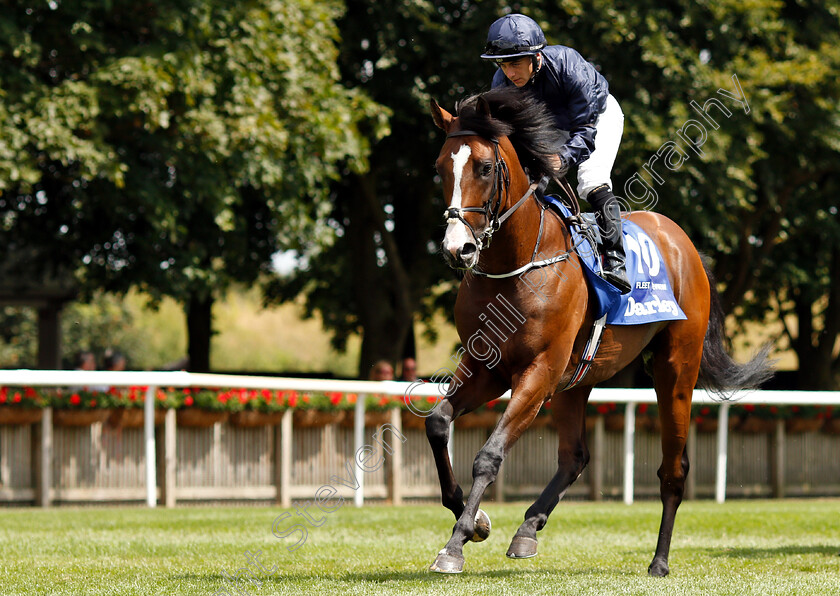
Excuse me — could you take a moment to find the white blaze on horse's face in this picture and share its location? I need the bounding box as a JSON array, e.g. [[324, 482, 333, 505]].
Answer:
[[442, 143, 480, 269]]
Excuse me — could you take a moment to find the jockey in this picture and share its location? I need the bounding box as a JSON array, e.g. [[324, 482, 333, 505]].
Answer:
[[481, 13, 631, 294]]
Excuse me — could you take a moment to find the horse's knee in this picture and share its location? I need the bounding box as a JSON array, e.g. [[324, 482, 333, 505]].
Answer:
[[425, 409, 450, 446], [656, 465, 686, 500], [472, 447, 503, 481]]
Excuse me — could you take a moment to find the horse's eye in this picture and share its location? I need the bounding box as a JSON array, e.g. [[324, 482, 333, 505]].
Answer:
[[481, 163, 493, 177]]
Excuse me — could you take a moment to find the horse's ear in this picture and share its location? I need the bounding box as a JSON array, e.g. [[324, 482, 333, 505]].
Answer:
[[430, 99, 454, 132], [476, 96, 491, 117]]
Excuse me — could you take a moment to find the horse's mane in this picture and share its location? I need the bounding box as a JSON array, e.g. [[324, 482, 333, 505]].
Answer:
[[455, 86, 564, 180]]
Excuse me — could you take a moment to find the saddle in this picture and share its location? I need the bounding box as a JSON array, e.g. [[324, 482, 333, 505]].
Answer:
[[537, 192, 687, 326]]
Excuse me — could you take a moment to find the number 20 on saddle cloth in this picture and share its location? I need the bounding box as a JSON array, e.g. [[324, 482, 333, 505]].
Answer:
[[542, 195, 687, 325]]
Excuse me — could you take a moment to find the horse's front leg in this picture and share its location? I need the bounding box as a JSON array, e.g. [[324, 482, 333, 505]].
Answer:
[[430, 366, 552, 574], [425, 398, 464, 520], [425, 364, 506, 524]]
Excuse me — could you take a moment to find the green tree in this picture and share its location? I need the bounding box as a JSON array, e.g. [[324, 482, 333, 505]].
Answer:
[[281, 0, 839, 386], [0, 0, 386, 371], [269, 0, 504, 378]]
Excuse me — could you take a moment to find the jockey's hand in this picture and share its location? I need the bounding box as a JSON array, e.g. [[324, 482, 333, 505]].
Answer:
[[549, 154, 569, 177]]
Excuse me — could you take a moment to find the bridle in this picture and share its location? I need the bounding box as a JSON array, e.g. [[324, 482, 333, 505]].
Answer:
[[442, 129, 581, 279], [443, 130, 535, 250]]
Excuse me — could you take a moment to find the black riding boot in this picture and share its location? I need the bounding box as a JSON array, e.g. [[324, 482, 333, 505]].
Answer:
[[587, 186, 632, 294]]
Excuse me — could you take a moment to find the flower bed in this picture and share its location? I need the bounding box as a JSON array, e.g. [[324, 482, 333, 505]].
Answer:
[[0, 384, 837, 435]]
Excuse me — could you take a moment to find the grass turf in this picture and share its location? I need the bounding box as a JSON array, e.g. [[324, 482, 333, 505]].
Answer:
[[1, 500, 838, 595]]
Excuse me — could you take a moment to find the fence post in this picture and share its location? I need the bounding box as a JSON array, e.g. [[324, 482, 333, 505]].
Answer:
[[354, 394, 366, 507], [715, 402, 730, 503], [389, 407, 403, 505], [623, 402, 636, 505], [590, 415, 604, 501], [36, 407, 53, 507], [771, 419, 786, 498], [277, 409, 292, 508], [163, 408, 177, 507], [144, 386, 157, 508]]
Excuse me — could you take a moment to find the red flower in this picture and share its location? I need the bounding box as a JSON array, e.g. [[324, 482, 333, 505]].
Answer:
[[288, 393, 298, 408], [302, 394, 311, 404], [694, 416, 703, 424], [700, 407, 710, 416], [769, 406, 778, 415], [0, 394, 6, 404], [347, 394, 358, 404], [156, 390, 166, 401], [378, 396, 389, 406], [89, 399, 97, 408], [129, 393, 137, 402], [70, 394, 82, 406], [238, 392, 249, 404], [13, 392, 22, 403], [596, 404, 610, 415], [25, 387, 36, 398], [184, 396, 194, 407], [426, 396, 437, 404], [638, 403, 648, 414], [744, 404, 755, 413], [329, 392, 342, 406]]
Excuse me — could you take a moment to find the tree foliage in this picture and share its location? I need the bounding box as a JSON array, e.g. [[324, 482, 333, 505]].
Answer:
[[1, 0, 837, 386], [277, 0, 840, 385], [0, 0, 386, 370]]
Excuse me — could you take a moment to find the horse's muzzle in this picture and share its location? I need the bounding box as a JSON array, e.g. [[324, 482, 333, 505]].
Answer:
[[442, 241, 479, 270]]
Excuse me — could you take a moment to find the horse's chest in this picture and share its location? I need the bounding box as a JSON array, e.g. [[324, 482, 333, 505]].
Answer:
[[455, 291, 583, 367]]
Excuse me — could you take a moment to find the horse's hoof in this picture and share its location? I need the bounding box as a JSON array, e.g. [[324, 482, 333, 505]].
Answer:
[[470, 509, 491, 542], [506, 535, 538, 558], [430, 550, 465, 574], [648, 559, 670, 577]]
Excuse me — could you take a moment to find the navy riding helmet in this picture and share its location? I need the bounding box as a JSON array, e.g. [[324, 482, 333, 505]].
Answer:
[[480, 14, 546, 62]]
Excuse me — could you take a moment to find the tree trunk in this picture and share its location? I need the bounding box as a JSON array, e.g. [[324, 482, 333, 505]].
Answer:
[[348, 171, 415, 378], [186, 293, 213, 373]]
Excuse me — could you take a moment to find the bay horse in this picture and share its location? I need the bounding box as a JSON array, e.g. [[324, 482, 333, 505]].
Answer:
[[426, 86, 771, 576]]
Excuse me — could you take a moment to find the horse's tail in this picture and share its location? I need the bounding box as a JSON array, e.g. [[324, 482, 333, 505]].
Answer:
[[697, 256, 774, 399]]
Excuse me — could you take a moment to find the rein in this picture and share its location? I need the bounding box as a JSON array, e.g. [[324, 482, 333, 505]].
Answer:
[[444, 130, 573, 279]]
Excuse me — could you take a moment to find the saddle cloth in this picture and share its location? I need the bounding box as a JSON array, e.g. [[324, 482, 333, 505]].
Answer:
[[541, 195, 687, 325]]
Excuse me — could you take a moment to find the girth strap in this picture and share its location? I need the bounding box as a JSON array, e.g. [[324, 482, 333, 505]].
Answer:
[[560, 314, 607, 391]]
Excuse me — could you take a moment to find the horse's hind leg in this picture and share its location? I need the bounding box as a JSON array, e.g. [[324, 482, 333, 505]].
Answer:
[[508, 386, 592, 558], [648, 324, 704, 577]]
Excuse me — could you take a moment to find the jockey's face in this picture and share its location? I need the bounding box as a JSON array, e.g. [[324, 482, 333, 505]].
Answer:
[[498, 56, 534, 87]]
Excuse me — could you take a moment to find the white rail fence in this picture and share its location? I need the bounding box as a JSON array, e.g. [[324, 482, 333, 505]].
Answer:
[[1, 370, 838, 507]]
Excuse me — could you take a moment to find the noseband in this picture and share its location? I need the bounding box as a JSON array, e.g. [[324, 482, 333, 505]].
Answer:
[[443, 130, 515, 250]]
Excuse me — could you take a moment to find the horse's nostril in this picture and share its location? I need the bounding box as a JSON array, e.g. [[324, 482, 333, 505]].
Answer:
[[458, 243, 477, 260]]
